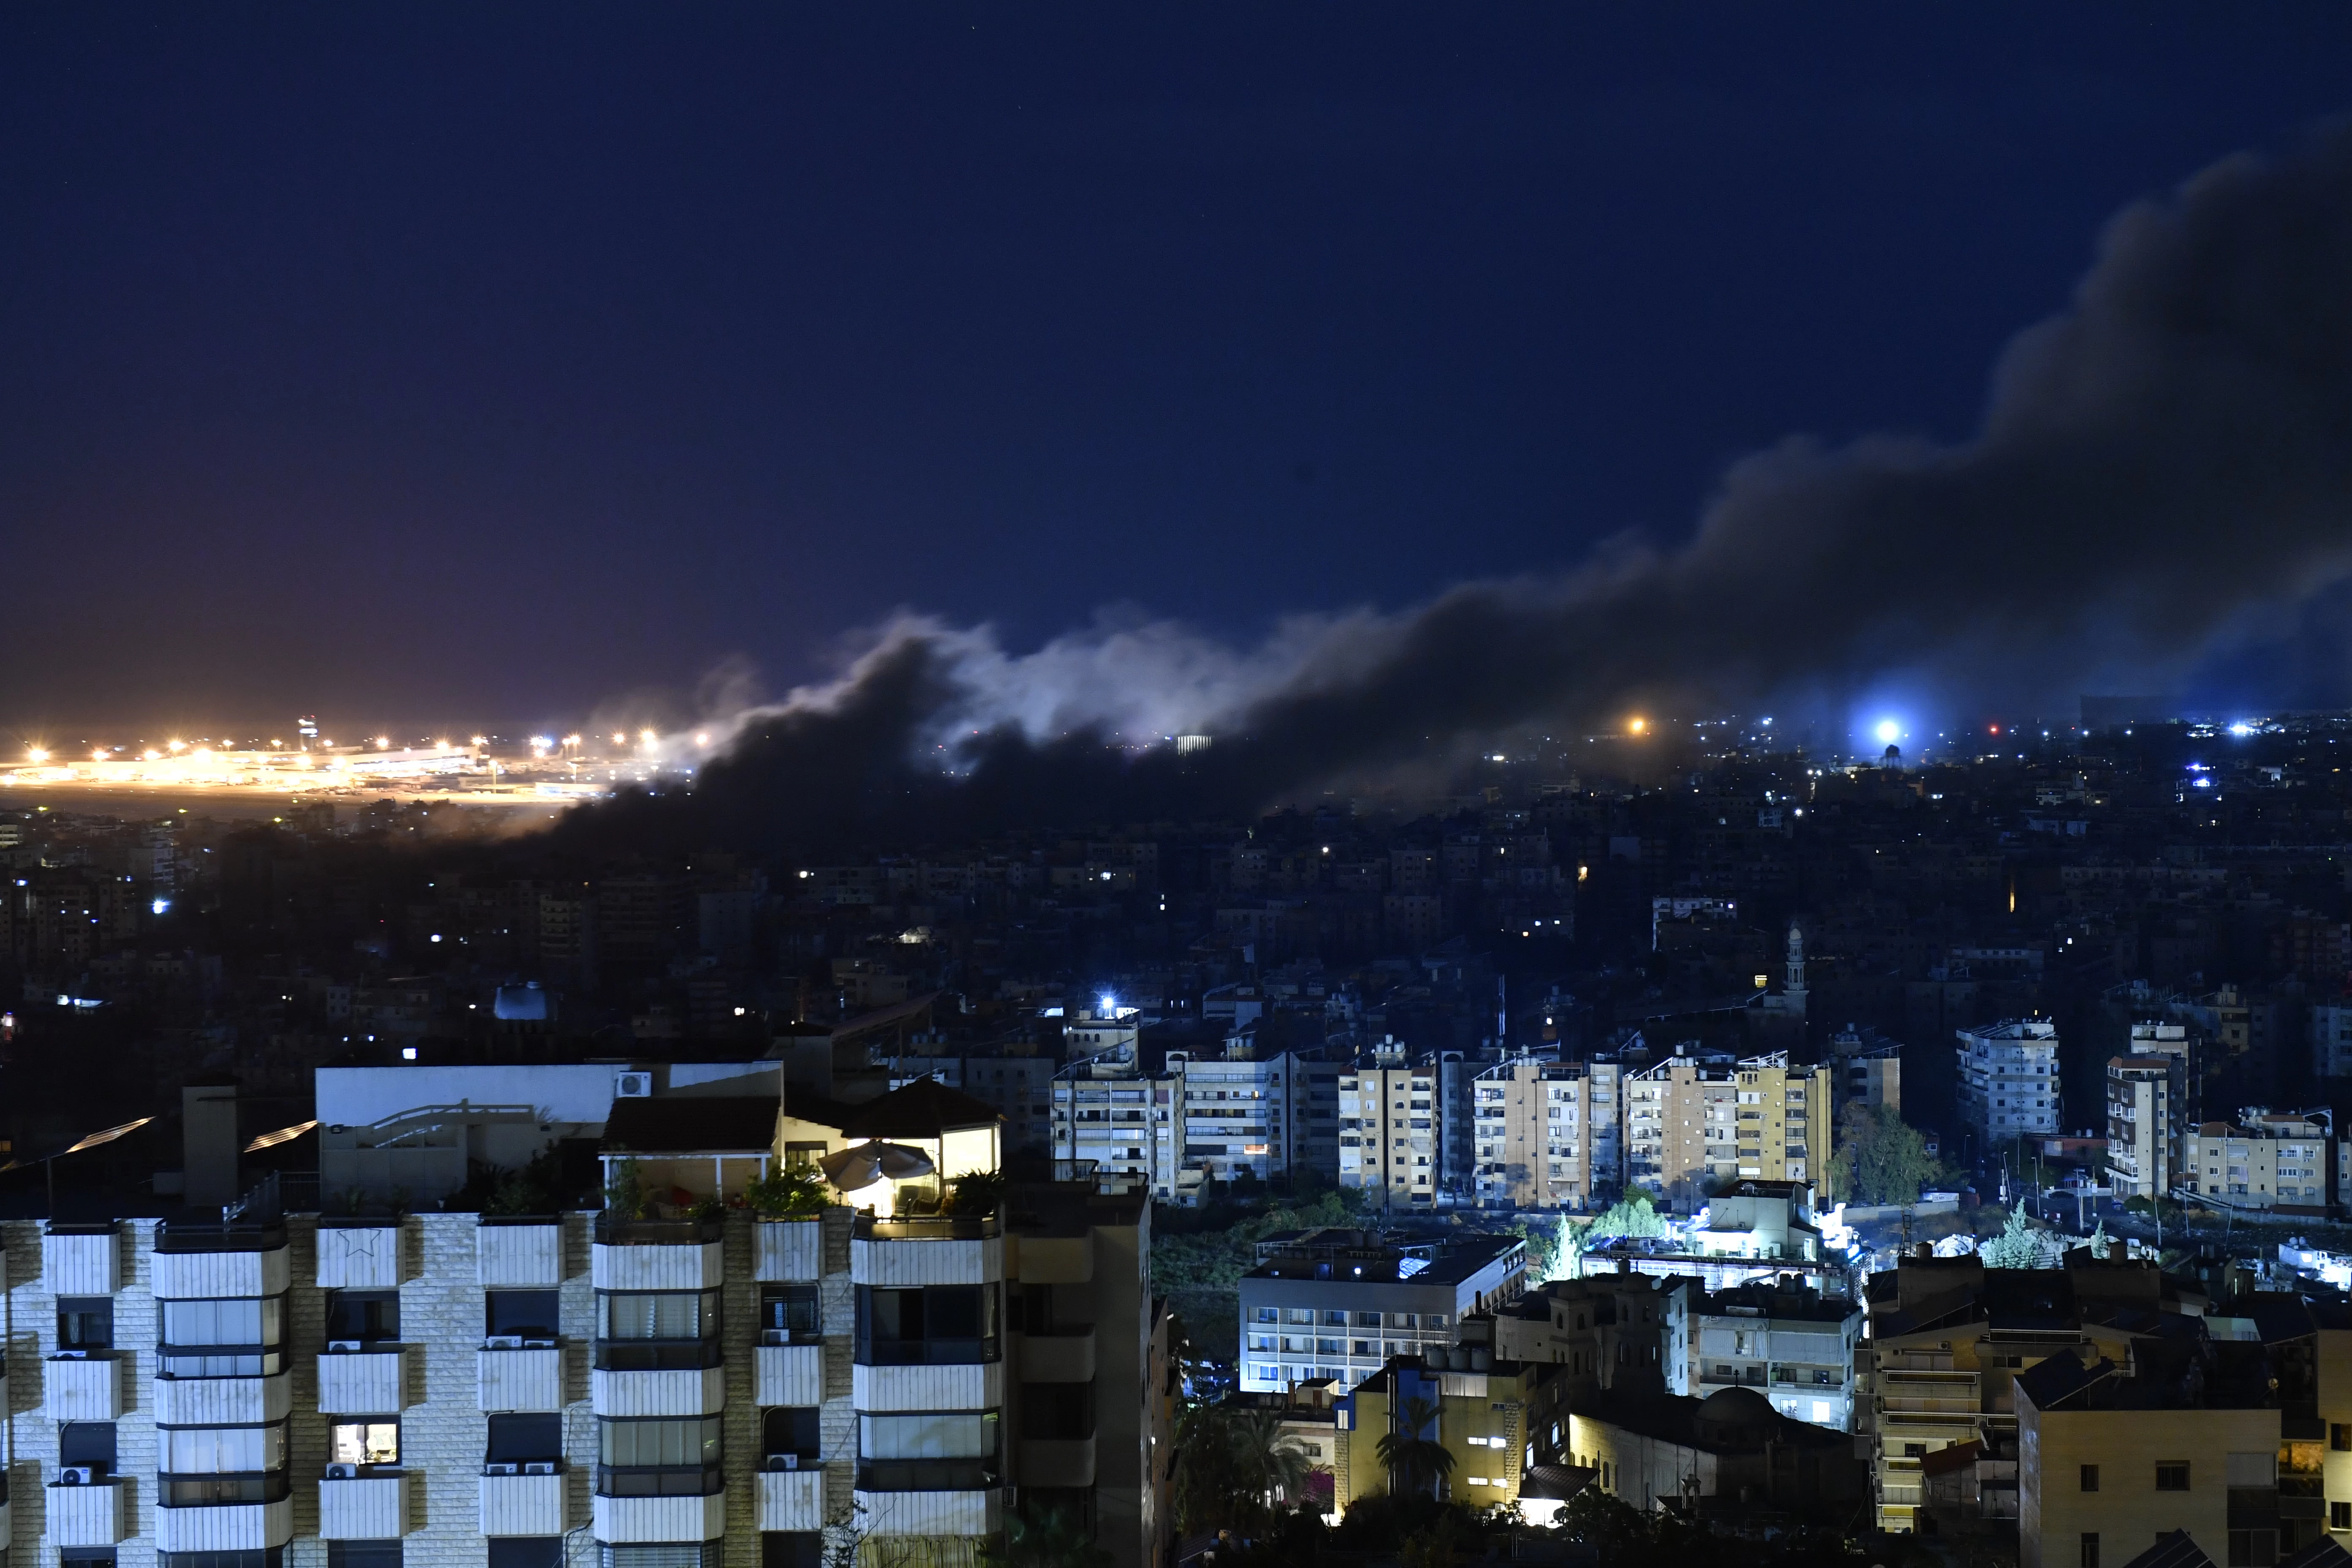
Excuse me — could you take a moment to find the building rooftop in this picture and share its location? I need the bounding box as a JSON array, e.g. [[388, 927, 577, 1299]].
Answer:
[[1245, 1232, 1523, 1288]]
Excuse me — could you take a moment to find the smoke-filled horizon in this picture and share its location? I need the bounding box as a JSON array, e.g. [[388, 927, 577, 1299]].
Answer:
[[572, 121, 2352, 857]]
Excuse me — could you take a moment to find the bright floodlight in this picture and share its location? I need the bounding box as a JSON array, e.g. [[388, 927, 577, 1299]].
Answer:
[[1875, 720, 1900, 744], [1100, 993, 1116, 1014]]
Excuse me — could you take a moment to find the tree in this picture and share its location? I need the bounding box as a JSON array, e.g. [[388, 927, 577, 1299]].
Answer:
[[979, 1508, 1111, 1568], [1979, 1206, 2055, 1269], [1170, 1403, 1318, 1537], [1375, 1396, 1456, 1499], [1830, 1104, 1942, 1206]]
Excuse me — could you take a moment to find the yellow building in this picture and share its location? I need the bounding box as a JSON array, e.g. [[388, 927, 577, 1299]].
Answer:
[[1339, 1057, 1439, 1209], [1623, 1051, 1830, 1208], [2017, 1350, 2282, 1568], [1331, 1352, 1564, 1514], [2180, 1109, 2332, 1214], [1470, 1055, 1621, 1209]]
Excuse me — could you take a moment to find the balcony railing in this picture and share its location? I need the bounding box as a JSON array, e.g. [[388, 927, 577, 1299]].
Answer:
[[595, 1215, 725, 1246], [854, 1214, 999, 1242], [596, 1465, 724, 1497]]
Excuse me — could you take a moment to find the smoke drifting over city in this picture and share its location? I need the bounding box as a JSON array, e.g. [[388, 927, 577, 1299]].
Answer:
[[580, 123, 2352, 855]]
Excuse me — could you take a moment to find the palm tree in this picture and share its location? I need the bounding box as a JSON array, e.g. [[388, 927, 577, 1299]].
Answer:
[[1375, 1395, 1455, 1499], [1227, 1406, 1317, 1516]]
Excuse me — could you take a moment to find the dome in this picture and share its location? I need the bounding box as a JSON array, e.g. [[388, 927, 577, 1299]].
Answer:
[[1694, 1385, 1778, 1448]]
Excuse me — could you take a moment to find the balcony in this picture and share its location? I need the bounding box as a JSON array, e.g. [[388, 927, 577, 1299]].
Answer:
[[46, 1353, 124, 1420], [592, 1216, 725, 1291], [157, 1371, 291, 1426], [318, 1348, 411, 1413], [591, 1363, 727, 1417], [151, 1244, 291, 1300], [43, 1225, 121, 1294], [479, 1346, 566, 1412], [591, 1490, 728, 1543], [756, 1343, 825, 1407], [479, 1218, 566, 1287], [757, 1468, 826, 1531], [156, 1493, 295, 1552], [853, 1361, 1004, 1412], [756, 1218, 824, 1283], [1017, 1329, 1096, 1383], [317, 1221, 404, 1289], [48, 1478, 128, 1546], [853, 1485, 1002, 1538], [1018, 1438, 1096, 1488], [480, 1469, 569, 1535], [852, 1214, 1004, 1288], [319, 1473, 412, 1538]]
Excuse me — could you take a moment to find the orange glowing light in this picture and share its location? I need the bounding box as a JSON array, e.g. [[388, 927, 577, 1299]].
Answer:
[[1628, 717, 1647, 735]]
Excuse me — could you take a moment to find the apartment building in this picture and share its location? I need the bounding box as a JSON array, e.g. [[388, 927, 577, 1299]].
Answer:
[[1857, 1250, 2201, 1534], [2, 1072, 1159, 1568], [2312, 1003, 2352, 1081], [2016, 1345, 2287, 1568], [1235, 1230, 1526, 1396], [1824, 1026, 1902, 1115], [1482, 1274, 1688, 1398], [1134, 1048, 1338, 1204], [1329, 1353, 1565, 1514], [1337, 1059, 1439, 1210], [1049, 1070, 1154, 1194], [1469, 1056, 1622, 1211], [2180, 1110, 2333, 1214], [1684, 1279, 1861, 1431], [1955, 1020, 2061, 1149], [2104, 1051, 2182, 1203], [885, 1054, 1058, 1160], [1622, 1052, 1830, 1209]]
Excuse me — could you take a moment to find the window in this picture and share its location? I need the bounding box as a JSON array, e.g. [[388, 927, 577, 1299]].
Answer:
[[2333, 1425, 2352, 1452], [485, 1290, 560, 1340], [759, 1286, 820, 1343], [1021, 1384, 1093, 1441], [598, 1293, 718, 1341], [2081, 1465, 2099, 1493], [164, 1426, 285, 1474], [163, 1298, 283, 1351], [487, 1415, 563, 1465], [2157, 1463, 2190, 1492], [61, 1422, 118, 1476], [330, 1422, 400, 1469], [760, 1407, 820, 1465], [58, 1297, 114, 1351], [327, 1544, 401, 1568], [760, 1536, 822, 1568], [487, 1543, 562, 1568], [324, 1292, 400, 1346], [2081, 1534, 2099, 1568], [2332, 1502, 2350, 1531], [856, 1285, 998, 1365], [599, 1417, 723, 1492], [161, 1552, 285, 1568]]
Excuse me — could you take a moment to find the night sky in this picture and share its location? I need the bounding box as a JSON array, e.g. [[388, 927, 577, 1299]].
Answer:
[[7, 5, 2351, 738]]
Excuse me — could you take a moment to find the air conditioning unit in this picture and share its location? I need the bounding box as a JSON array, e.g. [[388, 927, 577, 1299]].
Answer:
[[484, 1462, 520, 1476], [57, 1467, 95, 1486], [614, 1070, 653, 1099], [485, 1336, 525, 1350], [522, 1462, 558, 1476], [522, 1338, 556, 1349], [326, 1464, 359, 1480], [766, 1453, 799, 1471], [53, 1349, 89, 1360], [327, 1339, 362, 1353]]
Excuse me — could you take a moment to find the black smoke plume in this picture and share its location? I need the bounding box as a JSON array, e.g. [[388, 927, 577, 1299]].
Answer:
[[566, 122, 2352, 860]]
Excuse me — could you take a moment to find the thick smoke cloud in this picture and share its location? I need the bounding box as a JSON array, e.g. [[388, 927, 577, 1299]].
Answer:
[[571, 123, 2352, 858]]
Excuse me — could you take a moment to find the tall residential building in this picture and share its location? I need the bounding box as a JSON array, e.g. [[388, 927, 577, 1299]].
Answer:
[[1683, 1279, 1861, 1432], [2313, 1002, 2352, 1080], [1050, 1066, 1154, 1193], [1469, 1056, 1622, 1211], [1824, 1025, 1902, 1115], [1622, 1052, 1830, 1209], [1236, 1230, 1527, 1396], [1337, 1057, 1439, 1210], [2179, 1108, 2333, 1214], [1955, 1019, 2061, 1150], [1144, 1048, 1321, 1201], [2104, 1029, 2189, 1202]]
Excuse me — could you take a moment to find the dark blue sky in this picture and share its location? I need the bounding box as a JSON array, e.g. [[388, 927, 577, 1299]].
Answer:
[[6, 4, 2350, 734]]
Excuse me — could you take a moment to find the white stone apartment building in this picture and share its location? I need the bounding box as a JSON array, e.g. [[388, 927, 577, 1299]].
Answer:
[[1126, 1048, 1342, 1204], [2, 1071, 1161, 1568], [2103, 1024, 2191, 1202], [2180, 1108, 2333, 1214], [1954, 1020, 2060, 1150], [1235, 1230, 1526, 1395]]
